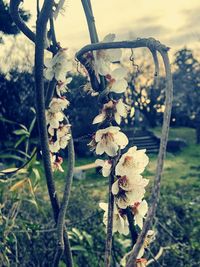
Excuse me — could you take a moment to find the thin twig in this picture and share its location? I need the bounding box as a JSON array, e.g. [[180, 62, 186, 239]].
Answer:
[[53, 117, 74, 267], [104, 172, 115, 267], [150, 49, 160, 89], [36, 0, 40, 17], [9, 0, 54, 53], [126, 208, 138, 246], [126, 50, 173, 267], [45, 78, 57, 108]]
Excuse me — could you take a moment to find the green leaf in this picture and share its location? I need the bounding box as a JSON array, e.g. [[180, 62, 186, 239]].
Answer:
[[13, 129, 30, 136], [14, 135, 27, 148], [71, 245, 86, 252], [28, 116, 36, 134], [0, 154, 25, 162]]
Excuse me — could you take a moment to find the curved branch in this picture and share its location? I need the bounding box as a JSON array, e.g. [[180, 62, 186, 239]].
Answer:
[[34, 2, 73, 267], [35, 0, 59, 220], [10, 0, 54, 53], [10, 0, 36, 43], [76, 38, 169, 61], [80, 0, 105, 92], [126, 50, 173, 267], [53, 117, 75, 266], [149, 49, 160, 89]]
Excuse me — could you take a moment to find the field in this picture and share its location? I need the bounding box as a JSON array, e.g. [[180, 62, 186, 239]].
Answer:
[[1, 127, 199, 266], [35, 127, 200, 266]]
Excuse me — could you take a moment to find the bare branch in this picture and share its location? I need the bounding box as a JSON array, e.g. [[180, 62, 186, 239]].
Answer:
[[9, 0, 54, 53], [104, 173, 115, 267], [10, 0, 36, 43], [150, 49, 160, 89], [125, 50, 173, 267], [53, 117, 75, 267], [76, 38, 169, 60], [34, 2, 73, 266]]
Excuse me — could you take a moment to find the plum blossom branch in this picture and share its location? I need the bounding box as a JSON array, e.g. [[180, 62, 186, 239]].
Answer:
[[34, 1, 74, 266]]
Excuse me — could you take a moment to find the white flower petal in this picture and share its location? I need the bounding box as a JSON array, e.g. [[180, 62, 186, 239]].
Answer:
[[93, 113, 106, 124], [110, 79, 128, 94], [112, 67, 128, 80], [102, 33, 116, 43], [112, 180, 119, 195]]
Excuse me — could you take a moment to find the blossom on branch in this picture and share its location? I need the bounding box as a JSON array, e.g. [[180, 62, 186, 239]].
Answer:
[[112, 175, 149, 209], [95, 159, 112, 177], [93, 33, 122, 78], [115, 146, 149, 177], [44, 49, 72, 81], [134, 230, 156, 259], [106, 67, 128, 94], [46, 110, 64, 130], [99, 202, 129, 235], [94, 126, 128, 156], [56, 77, 72, 97], [49, 97, 69, 113], [92, 99, 129, 125], [50, 154, 64, 172], [131, 200, 148, 229]]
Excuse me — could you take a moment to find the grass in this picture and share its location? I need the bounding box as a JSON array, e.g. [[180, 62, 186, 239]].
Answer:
[[34, 126, 200, 211], [2, 126, 199, 266]]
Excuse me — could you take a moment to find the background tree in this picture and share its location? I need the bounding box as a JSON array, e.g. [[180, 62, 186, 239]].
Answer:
[[173, 48, 200, 143], [0, 0, 29, 42]]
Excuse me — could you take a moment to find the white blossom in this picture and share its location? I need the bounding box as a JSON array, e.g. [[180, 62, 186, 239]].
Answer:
[[93, 34, 122, 78], [49, 140, 60, 153], [49, 97, 69, 113], [112, 175, 149, 209], [115, 146, 149, 177], [95, 159, 112, 177], [94, 126, 128, 157], [46, 110, 64, 129], [99, 202, 129, 235], [106, 67, 128, 94], [132, 200, 148, 229], [50, 154, 64, 172], [44, 49, 72, 81], [58, 134, 71, 149], [56, 124, 71, 139], [92, 99, 129, 125], [56, 77, 72, 97]]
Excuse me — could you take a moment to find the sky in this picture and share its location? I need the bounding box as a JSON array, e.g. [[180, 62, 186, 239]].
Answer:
[[22, 0, 200, 55]]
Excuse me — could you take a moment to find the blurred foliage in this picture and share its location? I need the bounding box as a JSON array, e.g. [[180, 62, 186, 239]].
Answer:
[[0, 70, 36, 144], [0, 0, 30, 42], [172, 48, 200, 143]]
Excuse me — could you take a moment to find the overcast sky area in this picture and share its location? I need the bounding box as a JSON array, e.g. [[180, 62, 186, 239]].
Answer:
[[22, 0, 200, 54], [2, 0, 200, 70]]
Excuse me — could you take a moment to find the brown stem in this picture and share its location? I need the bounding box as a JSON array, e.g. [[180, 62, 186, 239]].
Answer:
[[76, 38, 169, 60], [53, 117, 74, 266], [126, 208, 138, 247], [10, 0, 54, 53], [104, 173, 115, 267], [34, 1, 73, 266], [125, 50, 173, 267]]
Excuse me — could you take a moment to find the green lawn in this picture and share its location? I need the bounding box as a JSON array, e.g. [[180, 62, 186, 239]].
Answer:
[[51, 126, 199, 200]]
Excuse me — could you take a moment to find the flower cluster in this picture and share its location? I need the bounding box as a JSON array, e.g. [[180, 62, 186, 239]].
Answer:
[[86, 33, 154, 263], [44, 48, 72, 172]]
